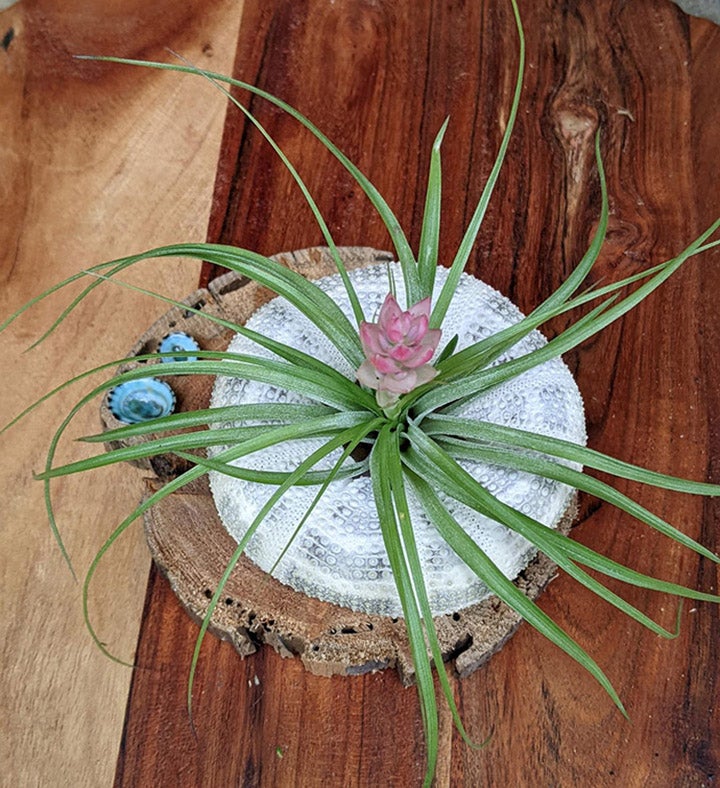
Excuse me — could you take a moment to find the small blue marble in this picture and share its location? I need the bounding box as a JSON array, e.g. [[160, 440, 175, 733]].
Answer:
[[159, 332, 200, 363], [108, 379, 176, 423]]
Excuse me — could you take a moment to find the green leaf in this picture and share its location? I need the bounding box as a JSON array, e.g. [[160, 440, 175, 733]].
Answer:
[[405, 427, 720, 607], [1, 256, 134, 349], [4, 344, 372, 447], [38, 412, 369, 480], [27, 341, 366, 571], [187, 423, 381, 720], [438, 129, 608, 381], [81, 464, 209, 665], [169, 54, 365, 327], [172, 447, 369, 487], [82, 269, 364, 391], [417, 118, 449, 298], [435, 240, 720, 386], [384, 430, 484, 751], [438, 437, 719, 563], [415, 295, 617, 415], [404, 426, 720, 707], [267, 419, 382, 574], [405, 469, 627, 715], [143, 244, 367, 367], [435, 334, 459, 365], [424, 416, 720, 496], [82, 403, 332, 443], [96, 352, 373, 412], [82, 416, 376, 663], [526, 132, 609, 318], [39, 365, 357, 570], [76, 56, 422, 306], [370, 426, 438, 787], [13, 242, 365, 368], [431, 443, 710, 638], [417, 216, 720, 415], [561, 238, 720, 312], [1, 349, 173, 439]]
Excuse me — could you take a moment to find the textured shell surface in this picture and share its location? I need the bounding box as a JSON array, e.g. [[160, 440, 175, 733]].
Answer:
[[209, 264, 587, 617], [108, 378, 176, 424], [159, 331, 200, 363]]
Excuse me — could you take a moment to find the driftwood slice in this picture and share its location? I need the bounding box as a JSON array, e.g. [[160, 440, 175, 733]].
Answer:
[[145, 475, 576, 683], [103, 246, 576, 682]]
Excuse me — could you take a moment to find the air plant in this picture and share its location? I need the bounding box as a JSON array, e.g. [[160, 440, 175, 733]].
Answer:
[[3, 1, 720, 785], [357, 294, 442, 411]]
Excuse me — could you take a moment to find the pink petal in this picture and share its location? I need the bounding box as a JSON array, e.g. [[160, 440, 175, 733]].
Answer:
[[384, 315, 405, 344], [388, 344, 414, 362], [359, 293, 442, 403], [408, 297, 432, 319], [359, 322, 383, 356], [401, 346, 435, 368], [399, 312, 412, 335], [373, 354, 401, 374], [356, 360, 380, 389], [413, 364, 438, 386], [405, 314, 429, 344], [378, 294, 402, 329], [377, 333, 394, 353], [420, 328, 442, 351], [382, 369, 417, 394]]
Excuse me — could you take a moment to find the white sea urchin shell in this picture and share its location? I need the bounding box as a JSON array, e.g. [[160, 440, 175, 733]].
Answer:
[[209, 264, 586, 617]]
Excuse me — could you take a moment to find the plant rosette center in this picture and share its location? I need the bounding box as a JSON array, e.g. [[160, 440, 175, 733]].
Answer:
[[209, 262, 586, 618], [357, 292, 442, 412]]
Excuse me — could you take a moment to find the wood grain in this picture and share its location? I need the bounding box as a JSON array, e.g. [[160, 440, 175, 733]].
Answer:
[[0, 2, 243, 786], [117, 1, 720, 785], [3, 0, 718, 785]]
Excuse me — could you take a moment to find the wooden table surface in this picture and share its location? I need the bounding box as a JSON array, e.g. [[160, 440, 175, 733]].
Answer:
[[3, 1, 720, 786]]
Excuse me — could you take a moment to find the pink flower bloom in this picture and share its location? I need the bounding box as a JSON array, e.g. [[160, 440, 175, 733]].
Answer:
[[356, 294, 441, 407]]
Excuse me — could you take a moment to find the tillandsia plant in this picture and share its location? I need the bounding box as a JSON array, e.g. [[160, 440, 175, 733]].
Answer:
[[357, 294, 442, 412], [3, 1, 720, 785]]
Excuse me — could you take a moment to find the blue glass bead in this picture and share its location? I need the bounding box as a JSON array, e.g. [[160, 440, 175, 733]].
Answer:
[[158, 332, 200, 363], [108, 378, 176, 424]]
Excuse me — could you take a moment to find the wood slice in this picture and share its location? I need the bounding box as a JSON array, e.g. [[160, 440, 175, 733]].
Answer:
[[145, 475, 575, 683], [103, 245, 576, 681]]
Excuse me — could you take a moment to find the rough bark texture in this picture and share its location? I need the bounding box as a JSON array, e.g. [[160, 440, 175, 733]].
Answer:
[[144, 475, 574, 684]]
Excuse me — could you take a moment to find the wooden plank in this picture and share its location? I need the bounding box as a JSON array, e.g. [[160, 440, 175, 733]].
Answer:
[[112, 0, 718, 784], [0, 2, 243, 786]]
